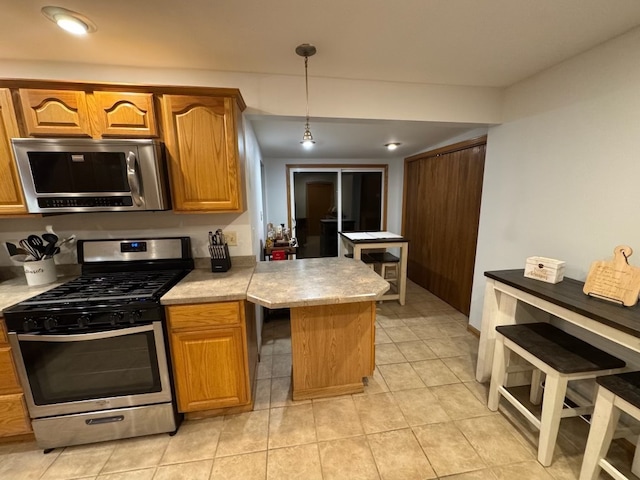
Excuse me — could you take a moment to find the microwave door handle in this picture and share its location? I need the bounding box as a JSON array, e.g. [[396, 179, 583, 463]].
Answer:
[[126, 152, 144, 207]]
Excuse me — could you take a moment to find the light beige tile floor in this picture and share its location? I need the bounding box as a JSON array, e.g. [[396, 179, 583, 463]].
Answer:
[[0, 280, 634, 479]]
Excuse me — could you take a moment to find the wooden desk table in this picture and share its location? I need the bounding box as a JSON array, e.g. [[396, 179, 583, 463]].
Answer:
[[476, 269, 640, 474], [339, 231, 409, 305], [476, 269, 640, 383]]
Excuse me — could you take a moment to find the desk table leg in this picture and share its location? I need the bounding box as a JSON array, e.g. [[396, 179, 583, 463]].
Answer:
[[398, 242, 408, 305], [476, 280, 517, 382]]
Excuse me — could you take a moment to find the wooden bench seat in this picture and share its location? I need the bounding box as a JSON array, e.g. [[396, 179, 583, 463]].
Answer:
[[488, 322, 626, 466], [580, 372, 640, 479]]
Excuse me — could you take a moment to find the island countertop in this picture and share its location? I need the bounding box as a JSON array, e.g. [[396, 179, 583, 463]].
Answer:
[[247, 257, 390, 309], [160, 265, 255, 305]]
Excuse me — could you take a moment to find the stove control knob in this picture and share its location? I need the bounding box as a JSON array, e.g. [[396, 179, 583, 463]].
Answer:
[[109, 312, 124, 325], [129, 311, 142, 324], [77, 315, 90, 328], [22, 318, 38, 332], [43, 317, 58, 331]]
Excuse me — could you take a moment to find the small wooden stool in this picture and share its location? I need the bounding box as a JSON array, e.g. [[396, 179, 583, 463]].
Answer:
[[345, 252, 376, 270], [366, 252, 399, 281], [488, 323, 626, 466], [580, 372, 640, 480]]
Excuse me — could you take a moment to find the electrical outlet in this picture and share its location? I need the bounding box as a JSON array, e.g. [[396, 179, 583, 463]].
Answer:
[[224, 231, 238, 246]]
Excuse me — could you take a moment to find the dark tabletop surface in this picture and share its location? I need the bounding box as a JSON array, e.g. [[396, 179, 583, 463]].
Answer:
[[485, 269, 640, 339]]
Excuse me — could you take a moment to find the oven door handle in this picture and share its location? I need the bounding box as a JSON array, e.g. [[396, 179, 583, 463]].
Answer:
[[16, 324, 155, 342]]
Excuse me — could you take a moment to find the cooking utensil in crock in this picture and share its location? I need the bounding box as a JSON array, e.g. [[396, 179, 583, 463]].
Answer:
[[6, 242, 19, 256], [27, 235, 45, 254], [20, 239, 41, 260], [42, 233, 59, 246], [44, 242, 58, 258]]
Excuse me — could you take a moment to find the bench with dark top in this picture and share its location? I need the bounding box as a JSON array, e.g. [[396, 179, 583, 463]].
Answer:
[[496, 323, 626, 373], [597, 371, 640, 408]]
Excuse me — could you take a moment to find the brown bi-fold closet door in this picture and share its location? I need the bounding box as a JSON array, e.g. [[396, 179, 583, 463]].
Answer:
[[402, 136, 487, 316]]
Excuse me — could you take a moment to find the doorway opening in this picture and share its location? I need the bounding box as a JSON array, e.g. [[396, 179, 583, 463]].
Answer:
[[287, 165, 388, 259]]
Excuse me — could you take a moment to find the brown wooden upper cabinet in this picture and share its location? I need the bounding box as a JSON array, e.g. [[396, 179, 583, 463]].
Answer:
[[89, 92, 158, 137], [0, 89, 27, 215], [18, 89, 158, 138], [161, 95, 245, 213], [19, 89, 93, 137]]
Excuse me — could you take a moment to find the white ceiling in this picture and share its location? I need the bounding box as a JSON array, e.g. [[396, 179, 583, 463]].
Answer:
[[4, 0, 640, 158]]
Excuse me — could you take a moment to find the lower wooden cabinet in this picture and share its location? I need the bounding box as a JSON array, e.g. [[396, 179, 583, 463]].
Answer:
[[166, 301, 256, 413], [0, 394, 31, 437], [0, 319, 32, 437]]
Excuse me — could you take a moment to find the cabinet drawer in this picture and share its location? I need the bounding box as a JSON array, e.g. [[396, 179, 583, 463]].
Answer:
[[167, 302, 241, 330], [0, 393, 32, 437], [0, 346, 21, 394]]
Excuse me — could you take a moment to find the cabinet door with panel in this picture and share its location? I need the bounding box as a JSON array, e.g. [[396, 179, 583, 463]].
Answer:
[[19, 89, 92, 137], [170, 326, 248, 412], [0, 89, 27, 215], [161, 95, 244, 212], [89, 92, 158, 137], [167, 302, 250, 413], [0, 319, 31, 437]]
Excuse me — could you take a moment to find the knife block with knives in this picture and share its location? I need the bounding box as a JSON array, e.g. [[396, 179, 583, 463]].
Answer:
[[209, 229, 232, 272]]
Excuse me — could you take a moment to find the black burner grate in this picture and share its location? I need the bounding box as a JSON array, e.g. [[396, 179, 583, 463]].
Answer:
[[20, 270, 185, 305]]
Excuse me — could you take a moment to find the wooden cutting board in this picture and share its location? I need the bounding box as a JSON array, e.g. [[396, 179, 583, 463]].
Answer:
[[583, 245, 640, 307]]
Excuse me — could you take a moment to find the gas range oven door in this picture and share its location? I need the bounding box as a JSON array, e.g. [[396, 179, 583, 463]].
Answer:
[[8, 322, 172, 419]]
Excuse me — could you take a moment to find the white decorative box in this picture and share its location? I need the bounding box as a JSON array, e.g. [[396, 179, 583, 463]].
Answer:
[[524, 257, 566, 284]]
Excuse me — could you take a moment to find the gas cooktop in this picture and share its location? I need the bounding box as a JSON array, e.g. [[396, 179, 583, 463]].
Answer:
[[3, 237, 194, 333], [19, 270, 186, 305]]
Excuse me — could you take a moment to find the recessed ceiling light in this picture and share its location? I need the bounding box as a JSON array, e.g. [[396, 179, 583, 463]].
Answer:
[[42, 6, 97, 35], [385, 143, 401, 151]]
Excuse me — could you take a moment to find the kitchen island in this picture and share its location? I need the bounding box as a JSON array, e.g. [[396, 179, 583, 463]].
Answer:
[[247, 257, 389, 400]]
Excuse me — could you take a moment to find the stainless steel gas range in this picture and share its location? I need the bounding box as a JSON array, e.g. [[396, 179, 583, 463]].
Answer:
[[3, 237, 193, 451]]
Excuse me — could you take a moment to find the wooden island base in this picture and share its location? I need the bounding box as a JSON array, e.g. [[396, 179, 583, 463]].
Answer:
[[290, 301, 376, 401]]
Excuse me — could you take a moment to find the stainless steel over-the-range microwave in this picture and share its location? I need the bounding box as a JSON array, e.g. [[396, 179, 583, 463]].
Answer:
[[12, 138, 171, 213]]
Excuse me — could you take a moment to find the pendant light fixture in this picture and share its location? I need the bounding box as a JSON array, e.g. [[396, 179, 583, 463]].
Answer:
[[296, 43, 317, 149]]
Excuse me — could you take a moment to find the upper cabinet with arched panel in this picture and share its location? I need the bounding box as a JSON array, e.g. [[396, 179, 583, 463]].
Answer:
[[19, 89, 92, 137], [1, 80, 246, 216], [90, 92, 158, 137], [18, 89, 158, 138], [161, 94, 245, 213]]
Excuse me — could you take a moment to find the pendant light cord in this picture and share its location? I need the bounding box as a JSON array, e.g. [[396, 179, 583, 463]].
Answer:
[[304, 55, 310, 126]]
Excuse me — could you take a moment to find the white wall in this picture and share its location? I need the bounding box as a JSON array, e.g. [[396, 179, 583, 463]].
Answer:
[[242, 118, 265, 259], [0, 60, 502, 125], [241, 116, 266, 350], [263, 157, 405, 236], [0, 59, 499, 267], [470, 27, 640, 328], [0, 211, 252, 266]]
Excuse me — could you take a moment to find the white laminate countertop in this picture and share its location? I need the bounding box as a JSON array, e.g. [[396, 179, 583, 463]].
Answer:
[[160, 266, 255, 305], [1, 257, 391, 314], [0, 272, 77, 314], [247, 257, 390, 309]]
